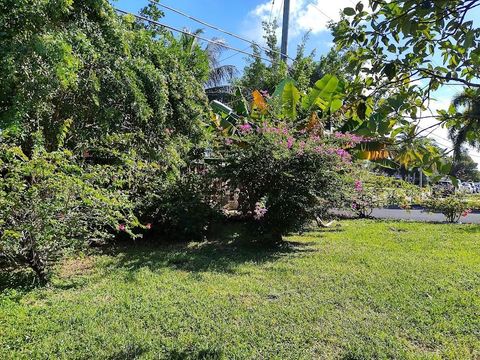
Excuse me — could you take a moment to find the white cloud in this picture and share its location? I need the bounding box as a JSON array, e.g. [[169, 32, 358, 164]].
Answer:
[[244, 0, 355, 40]]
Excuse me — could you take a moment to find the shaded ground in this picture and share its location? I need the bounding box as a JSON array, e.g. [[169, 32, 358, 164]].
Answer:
[[1, 221, 479, 359]]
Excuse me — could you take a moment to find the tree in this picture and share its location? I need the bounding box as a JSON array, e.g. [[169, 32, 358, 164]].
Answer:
[[0, 0, 211, 155], [448, 89, 480, 160], [176, 29, 237, 101], [237, 21, 315, 97], [334, 0, 480, 92], [327, 0, 480, 177], [451, 149, 480, 181]]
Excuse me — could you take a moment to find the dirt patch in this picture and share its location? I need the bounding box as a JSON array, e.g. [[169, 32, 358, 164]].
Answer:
[[58, 257, 96, 279]]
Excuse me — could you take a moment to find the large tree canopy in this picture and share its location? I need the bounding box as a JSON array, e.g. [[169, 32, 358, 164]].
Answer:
[[0, 0, 211, 155]]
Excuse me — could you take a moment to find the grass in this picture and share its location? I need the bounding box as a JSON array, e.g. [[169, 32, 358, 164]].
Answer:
[[1, 220, 479, 359]]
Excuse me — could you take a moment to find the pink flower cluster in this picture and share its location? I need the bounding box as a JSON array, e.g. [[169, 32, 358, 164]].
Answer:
[[333, 132, 366, 148], [260, 123, 289, 135], [336, 148, 351, 162], [254, 202, 268, 220], [238, 123, 253, 133], [462, 209, 472, 217], [355, 180, 363, 192], [286, 137, 295, 149]]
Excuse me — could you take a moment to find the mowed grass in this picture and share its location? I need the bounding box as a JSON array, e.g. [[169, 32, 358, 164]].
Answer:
[[1, 221, 479, 359]]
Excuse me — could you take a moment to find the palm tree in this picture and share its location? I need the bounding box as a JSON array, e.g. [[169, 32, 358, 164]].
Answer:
[[179, 29, 237, 101], [448, 89, 480, 161]]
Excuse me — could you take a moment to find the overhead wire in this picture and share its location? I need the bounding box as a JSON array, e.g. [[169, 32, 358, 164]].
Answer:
[[147, 0, 294, 61], [309, 2, 335, 21], [269, 0, 276, 23], [115, 8, 275, 63]]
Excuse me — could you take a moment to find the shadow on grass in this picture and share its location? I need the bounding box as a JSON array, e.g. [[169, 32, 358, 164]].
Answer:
[[1, 223, 324, 292], [106, 222, 317, 277], [0, 266, 38, 293]]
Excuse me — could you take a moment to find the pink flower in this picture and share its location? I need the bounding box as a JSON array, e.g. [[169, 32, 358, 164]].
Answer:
[[286, 137, 295, 149], [118, 224, 126, 232], [145, 223, 152, 230], [355, 180, 363, 192], [225, 138, 233, 145], [462, 209, 472, 217], [238, 124, 253, 133], [254, 202, 268, 220], [336, 148, 352, 162], [298, 141, 306, 155]]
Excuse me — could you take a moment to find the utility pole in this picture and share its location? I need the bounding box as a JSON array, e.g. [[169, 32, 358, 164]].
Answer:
[[281, 0, 290, 62]]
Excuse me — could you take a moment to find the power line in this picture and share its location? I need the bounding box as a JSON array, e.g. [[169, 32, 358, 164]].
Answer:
[[219, 46, 252, 63], [115, 8, 274, 63], [309, 2, 334, 21], [269, 0, 276, 23], [147, 0, 294, 61], [276, 0, 285, 23]]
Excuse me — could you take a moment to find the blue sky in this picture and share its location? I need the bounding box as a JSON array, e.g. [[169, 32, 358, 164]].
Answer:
[[113, 0, 480, 165], [113, 0, 344, 71]]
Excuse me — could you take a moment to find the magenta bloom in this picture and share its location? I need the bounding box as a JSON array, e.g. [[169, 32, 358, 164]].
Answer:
[[238, 124, 253, 133], [354, 180, 363, 192], [118, 224, 126, 232], [336, 148, 352, 162], [254, 202, 268, 220], [225, 138, 233, 145], [286, 137, 295, 149]]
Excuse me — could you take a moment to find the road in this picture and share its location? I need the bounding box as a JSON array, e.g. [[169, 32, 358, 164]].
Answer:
[[369, 208, 480, 224]]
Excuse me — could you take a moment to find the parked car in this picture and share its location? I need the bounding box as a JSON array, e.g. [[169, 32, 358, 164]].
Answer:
[[433, 179, 455, 196], [460, 181, 475, 194]]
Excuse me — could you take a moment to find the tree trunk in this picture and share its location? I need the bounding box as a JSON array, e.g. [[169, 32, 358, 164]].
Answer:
[[26, 248, 47, 284]]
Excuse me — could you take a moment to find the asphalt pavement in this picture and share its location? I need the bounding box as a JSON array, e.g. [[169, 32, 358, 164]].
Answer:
[[370, 208, 480, 224]]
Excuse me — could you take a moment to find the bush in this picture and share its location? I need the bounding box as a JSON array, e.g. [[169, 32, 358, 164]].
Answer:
[[0, 142, 139, 282], [215, 124, 354, 240], [348, 171, 424, 218], [141, 171, 219, 241], [423, 194, 472, 223]]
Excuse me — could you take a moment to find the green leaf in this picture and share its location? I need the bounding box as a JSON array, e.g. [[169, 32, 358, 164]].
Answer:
[[384, 62, 397, 80], [343, 7, 356, 16], [330, 98, 343, 113], [302, 74, 340, 111], [357, 102, 367, 120], [281, 81, 300, 120], [233, 87, 249, 117]]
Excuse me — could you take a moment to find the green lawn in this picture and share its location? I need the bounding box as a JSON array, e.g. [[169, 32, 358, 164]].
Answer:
[[1, 221, 479, 359]]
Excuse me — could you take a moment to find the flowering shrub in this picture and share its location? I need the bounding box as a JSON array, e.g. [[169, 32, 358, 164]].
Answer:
[[423, 194, 472, 223], [349, 171, 423, 218], [0, 143, 139, 282], [215, 122, 355, 239]]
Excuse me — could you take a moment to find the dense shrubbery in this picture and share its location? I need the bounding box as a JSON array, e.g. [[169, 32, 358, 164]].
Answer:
[[1, 1, 457, 282], [215, 124, 357, 239], [0, 0, 210, 153], [0, 140, 139, 282], [0, 0, 213, 279]]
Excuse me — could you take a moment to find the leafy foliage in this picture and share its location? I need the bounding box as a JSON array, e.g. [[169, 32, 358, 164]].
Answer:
[[0, 0, 210, 154], [349, 170, 424, 218], [423, 193, 472, 223], [214, 122, 355, 239], [0, 140, 138, 282]]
